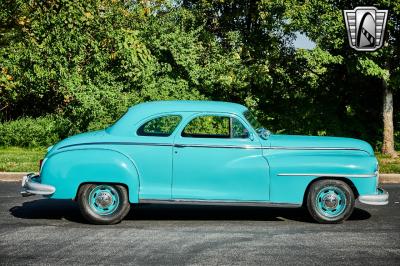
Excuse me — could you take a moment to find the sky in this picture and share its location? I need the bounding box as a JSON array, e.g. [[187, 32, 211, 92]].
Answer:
[[293, 32, 316, 49]]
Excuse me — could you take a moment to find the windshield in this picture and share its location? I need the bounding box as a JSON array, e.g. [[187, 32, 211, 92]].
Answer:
[[243, 110, 263, 130], [243, 110, 271, 139]]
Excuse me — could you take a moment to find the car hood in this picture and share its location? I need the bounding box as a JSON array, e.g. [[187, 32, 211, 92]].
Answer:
[[267, 134, 374, 155]]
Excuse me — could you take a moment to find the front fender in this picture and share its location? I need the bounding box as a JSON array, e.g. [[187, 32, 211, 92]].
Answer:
[[41, 148, 140, 203], [265, 150, 378, 204]]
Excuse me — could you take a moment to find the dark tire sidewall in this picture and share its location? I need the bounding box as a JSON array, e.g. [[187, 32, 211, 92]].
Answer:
[[78, 184, 130, 225], [307, 180, 355, 224]]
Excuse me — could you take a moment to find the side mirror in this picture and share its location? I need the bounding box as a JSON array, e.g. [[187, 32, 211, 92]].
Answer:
[[262, 129, 271, 139], [256, 128, 271, 140]]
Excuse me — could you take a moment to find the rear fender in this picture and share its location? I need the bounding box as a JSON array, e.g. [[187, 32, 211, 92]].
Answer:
[[40, 148, 140, 203]]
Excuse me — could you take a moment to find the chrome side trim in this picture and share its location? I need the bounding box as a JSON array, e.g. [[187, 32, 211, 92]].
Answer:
[[60, 142, 173, 149], [59, 141, 368, 153], [267, 146, 369, 153], [277, 173, 376, 178], [269, 146, 361, 150], [139, 199, 301, 208], [60, 142, 260, 150]]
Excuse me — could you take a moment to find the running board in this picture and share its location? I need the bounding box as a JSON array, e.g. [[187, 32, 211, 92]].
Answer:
[[139, 199, 301, 208]]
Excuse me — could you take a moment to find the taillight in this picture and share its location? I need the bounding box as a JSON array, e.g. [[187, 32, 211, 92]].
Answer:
[[39, 159, 44, 172]]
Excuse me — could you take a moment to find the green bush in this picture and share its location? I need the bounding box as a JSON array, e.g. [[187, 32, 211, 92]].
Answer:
[[0, 116, 71, 147]]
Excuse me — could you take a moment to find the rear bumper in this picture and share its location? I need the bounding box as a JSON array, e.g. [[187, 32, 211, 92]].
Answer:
[[358, 187, 389, 205], [21, 173, 56, 197]]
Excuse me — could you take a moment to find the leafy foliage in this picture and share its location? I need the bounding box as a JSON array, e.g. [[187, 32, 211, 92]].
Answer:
[[183, 116, 230, 137], [0, 0, 398, 149], [0, 115, 69, 147]]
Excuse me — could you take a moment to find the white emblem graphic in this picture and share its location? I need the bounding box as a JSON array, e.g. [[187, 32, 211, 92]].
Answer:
[[343, 6, 388, 51]]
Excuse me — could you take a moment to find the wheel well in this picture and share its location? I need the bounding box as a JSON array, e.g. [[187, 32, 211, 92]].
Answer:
[[302, 176, 359, 206], [74, 182, 130, 201]]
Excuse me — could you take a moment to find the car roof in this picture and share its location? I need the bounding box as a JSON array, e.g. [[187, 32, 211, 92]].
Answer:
[[108, 100, 249, 135], [130, 100, 248, 113]]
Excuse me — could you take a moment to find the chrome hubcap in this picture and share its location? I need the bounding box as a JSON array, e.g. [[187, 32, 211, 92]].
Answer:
[[322, 193, 339, 209], [95, 191, 113, 208], [315, 186, 346, 218], [88, 185, 120, 215]]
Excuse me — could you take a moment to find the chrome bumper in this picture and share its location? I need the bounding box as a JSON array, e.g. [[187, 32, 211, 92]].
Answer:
[[21, 173, 56, 197], [358, 188, 389, 205]]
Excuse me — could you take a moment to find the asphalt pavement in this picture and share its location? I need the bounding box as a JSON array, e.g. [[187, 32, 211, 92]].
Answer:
[[0, 182, 399, 265]]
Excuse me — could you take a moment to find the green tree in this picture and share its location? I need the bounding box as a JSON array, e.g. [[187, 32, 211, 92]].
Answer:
[[285, 0, 399, 157], [181, 0, 298, 124], [0, 0, 398, 151], [0, 0, 208, 132]]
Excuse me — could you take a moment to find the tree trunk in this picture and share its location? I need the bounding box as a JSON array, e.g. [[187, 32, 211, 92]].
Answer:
[[382, 79, 398, 157]]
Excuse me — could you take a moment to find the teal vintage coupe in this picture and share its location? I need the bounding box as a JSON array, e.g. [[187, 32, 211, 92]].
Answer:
[[21, 101, 388, 224]]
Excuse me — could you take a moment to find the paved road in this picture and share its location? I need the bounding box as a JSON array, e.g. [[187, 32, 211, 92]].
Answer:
[[0, 182, 399, 265]]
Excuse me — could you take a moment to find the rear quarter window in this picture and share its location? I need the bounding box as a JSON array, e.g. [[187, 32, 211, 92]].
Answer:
[[137, 115, 182, 137]]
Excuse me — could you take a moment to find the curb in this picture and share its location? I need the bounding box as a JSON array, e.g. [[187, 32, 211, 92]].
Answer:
[[379, 174, 400, 184], [0, 172, 33, 182], [0, 172, 399, 183]]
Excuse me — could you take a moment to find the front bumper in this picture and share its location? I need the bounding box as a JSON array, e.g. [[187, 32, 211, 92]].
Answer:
[[358, 187, 389, 205], [21, 173, 56, 197]]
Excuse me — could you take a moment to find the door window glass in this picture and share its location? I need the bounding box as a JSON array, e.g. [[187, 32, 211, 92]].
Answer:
[[182, 116, 249, 139], [182, 116, 230, 138]]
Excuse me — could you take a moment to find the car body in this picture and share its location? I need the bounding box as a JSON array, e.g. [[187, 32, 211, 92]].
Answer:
[[21, 100, 389, 224]]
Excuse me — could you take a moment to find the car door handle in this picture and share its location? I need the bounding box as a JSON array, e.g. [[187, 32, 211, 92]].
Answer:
[[174, 144, 186, 148]]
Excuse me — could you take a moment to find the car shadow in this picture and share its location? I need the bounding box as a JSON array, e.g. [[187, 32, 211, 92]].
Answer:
[[127, 204, 309, 222], [9, 199, 86, 224], [10, 199, 371, 224], [127, 204, 371, 223]]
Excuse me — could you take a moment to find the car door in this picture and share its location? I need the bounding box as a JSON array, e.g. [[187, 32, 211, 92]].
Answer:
[[172, 113, 270, 201]]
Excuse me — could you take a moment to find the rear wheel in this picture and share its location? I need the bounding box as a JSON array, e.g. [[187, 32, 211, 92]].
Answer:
[[77, 184, 130, 225], [307, 180, 355, 223]]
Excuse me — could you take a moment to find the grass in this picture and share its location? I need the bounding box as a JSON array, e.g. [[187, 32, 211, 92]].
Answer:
[[0, 147, 46, 172], [376, 153, 400, 174], [0, 146, 399, 173]]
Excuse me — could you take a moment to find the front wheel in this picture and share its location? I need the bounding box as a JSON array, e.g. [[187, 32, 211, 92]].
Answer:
[[307, 180, 355, 224], [77, 184, 130, 225]]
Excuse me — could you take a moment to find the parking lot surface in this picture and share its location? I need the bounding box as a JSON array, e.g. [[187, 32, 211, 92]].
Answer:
[[0, 182, 399, 265]]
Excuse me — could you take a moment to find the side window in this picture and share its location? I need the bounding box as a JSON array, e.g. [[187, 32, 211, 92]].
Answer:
[[137, 115, 181, 137], [182, 116, 230, 138], [182, 116, 249, 139]]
